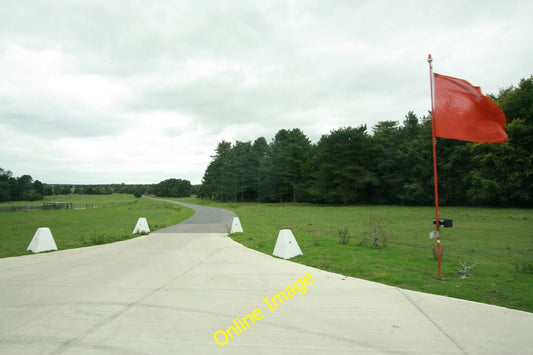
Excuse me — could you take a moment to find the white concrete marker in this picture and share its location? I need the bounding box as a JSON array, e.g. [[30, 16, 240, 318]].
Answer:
[[273, 229, 303, 259], [230, 217, 243, 234], [132, 217, 150, 234], [27, 227, 58, 253]]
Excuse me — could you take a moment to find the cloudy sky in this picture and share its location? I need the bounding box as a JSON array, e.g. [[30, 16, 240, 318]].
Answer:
[[1, 0, 532, 185]]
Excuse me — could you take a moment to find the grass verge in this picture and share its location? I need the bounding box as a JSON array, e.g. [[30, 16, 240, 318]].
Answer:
[[173, 197, 533, 313], [0, 195, 194, 258]]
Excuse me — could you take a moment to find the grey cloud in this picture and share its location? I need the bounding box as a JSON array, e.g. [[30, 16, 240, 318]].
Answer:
[[0, 101, 123, 138], [1, 1, 280, 78], [1, 0, 532, 184]]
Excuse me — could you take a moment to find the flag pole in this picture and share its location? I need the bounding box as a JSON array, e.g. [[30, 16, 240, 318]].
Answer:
[[428, 54, 442, 280]]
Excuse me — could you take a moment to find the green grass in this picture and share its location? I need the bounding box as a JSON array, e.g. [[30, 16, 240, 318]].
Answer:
[[0, 195, 194, 258], [173, 198, 533, 313], [1, 193, 139, 208], [42, 193, 139, 208], [0, 194, 137, 208]]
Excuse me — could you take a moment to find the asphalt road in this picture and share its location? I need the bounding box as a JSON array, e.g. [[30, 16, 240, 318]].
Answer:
[[147, 197, 236, 233]]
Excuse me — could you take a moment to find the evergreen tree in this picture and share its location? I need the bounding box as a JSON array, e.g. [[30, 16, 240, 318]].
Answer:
[[270, 129, 312, 202], [198, 76, 532, 206], [312, 126, 377, 204]]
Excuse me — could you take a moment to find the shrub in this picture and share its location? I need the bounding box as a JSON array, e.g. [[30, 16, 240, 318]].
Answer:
[[319, 254, 331, 270], [457, 261, 478, 279], [337, 227, 350, 245], [311, 229, 323, 246], [360, 215, 390, 248]]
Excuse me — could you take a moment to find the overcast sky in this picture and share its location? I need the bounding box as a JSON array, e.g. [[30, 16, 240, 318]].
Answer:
[[1, 0, 532, 185]]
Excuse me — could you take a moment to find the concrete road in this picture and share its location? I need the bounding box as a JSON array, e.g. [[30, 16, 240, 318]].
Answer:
[[0, 201, 531, 354]]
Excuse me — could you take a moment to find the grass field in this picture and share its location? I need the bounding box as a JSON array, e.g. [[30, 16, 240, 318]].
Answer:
[[0, 195, 194, 258], [172, 198, 532, 313], [1, 193, 140, 208]]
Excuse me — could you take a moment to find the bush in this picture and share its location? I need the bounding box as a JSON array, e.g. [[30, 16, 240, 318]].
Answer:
[[319, 254, 331, 270], [360, 215, 390, 248], [312, 229, 323, 246], [133, 186, 146, 198], [21, 190, 43, 201], [337, 227, 350, 245], [457, 261, 478, 279]]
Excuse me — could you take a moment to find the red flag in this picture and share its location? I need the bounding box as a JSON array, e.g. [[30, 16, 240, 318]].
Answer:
[[433, 73, 508, 143]]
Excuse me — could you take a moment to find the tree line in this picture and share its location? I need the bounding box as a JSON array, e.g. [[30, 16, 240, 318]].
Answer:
[[0, 170, 194, 202], [151, 178, 192, 198], [199, 75, 532, 207]]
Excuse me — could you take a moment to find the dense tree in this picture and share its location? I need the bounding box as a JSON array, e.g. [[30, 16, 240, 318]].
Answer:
[[15, 175, 34, 201], [55, 186, 73, 195], [311, 126, 377, 204], [369, 120, 403, 203], [464, 121, 532, 206], [0, 169, 12, 202], [153, 178, 192, 198], [396, 114, 434, 205], [200, 130, 312, 202], [462, 75, 533, 206], [0, 170, 45, 202], [270, 129, 312, 202], [74, 185, 113, 195], [251, 137, 272, 202], [232, 141, 254, 201], [200, 75, 532, 206], [493, 75, 533, 126], [200, 141, 235, 201], [366, 113, 435, 205]]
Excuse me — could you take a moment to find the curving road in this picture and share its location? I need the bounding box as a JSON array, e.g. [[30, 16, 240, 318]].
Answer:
[[147, 197, 236, 233]]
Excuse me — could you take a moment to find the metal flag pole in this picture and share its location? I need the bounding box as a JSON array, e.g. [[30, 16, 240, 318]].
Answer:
[[428, 54, 442, 280]]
